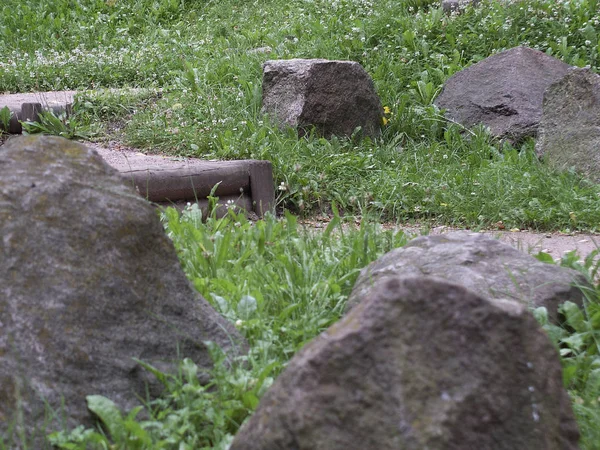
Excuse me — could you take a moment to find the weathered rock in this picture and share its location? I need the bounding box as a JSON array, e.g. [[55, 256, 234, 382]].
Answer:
[[536, 68, 600, 182], [434, 46, 571, 144], [345, 231, 588, 322], [262, 59, 383, 139], [0, 136, 246, 445], [230, 276, 580, 450]]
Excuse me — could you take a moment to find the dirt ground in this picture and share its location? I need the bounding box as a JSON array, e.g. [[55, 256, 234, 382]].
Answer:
[[302, 218, 600, 262]]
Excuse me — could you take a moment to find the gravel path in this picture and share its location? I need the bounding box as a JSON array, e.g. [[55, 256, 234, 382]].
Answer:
[[302, 219, 600, 262]]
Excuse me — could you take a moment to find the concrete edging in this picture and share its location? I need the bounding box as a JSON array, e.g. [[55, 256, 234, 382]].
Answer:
[[91, 144, 275, 218], [0, 91, 76, 134]]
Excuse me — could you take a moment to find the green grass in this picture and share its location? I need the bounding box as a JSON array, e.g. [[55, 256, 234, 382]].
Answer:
[[2, 0, 600, 230], [534, 249, 600, 450], [2, 0, 600, 448]]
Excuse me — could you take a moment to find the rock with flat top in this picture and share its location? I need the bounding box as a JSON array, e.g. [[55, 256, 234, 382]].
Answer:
[[0, 135, 247, 446], [345, 231, 588, 323]]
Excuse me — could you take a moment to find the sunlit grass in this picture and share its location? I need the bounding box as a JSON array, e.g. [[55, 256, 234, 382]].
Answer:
[[2, 0, 600, 229]]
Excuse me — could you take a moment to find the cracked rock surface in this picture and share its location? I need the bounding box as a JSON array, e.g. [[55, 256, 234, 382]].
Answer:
[[435, 46, 571, 143], [230, 276, 579, 450]]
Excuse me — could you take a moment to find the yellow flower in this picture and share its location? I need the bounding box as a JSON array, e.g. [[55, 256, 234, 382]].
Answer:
[[382, 116, 389, 126], [383, 106, 392, 115]]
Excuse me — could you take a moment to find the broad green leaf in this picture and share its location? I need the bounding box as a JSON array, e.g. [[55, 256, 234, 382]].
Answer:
[[284, 209, 297, 233], [560, 301, 588, 333], [0, 106, 12, 130], [590, 309, 600, 330], [238, 295, 257, 319], [533, 306, 549, 325], [211, 293, 230, 314], [562, 363, 578, 387], [123, 419, 152, 448], [181, 357, 199, 385], [560, 348, 574, 357], [242, 391, 260, 409], [561, 333, 587, 353], [86, 395, 124, 442], [323, 201, 341, 238], [534, 252, 555, 264]]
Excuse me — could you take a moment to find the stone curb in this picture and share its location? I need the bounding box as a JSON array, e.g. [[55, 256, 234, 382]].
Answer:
[[0, 91, 76, 133], [0, 91, 276, 217], [89, 144, 275, 218]]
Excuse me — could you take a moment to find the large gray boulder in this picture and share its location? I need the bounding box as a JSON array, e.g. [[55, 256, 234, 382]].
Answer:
[[536, 68, 600, 182], [435, 46, 571, 144], [230, 276, 580, 450], [262, 59, 383, 139], [0, 136, 246, 446], [345, 231, 588, 322]]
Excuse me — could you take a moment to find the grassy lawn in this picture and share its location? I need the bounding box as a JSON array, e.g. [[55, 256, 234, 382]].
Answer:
[[3, 0, 600, 230], [2, 0, 600, 448]]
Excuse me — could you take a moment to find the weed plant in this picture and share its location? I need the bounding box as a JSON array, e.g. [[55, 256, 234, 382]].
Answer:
[[1, 0, 600, 229], [0, 106, 12, 133], [24, 205, 598, 449], [21, 110, 92, 140], [535, 249, 600, 450]]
